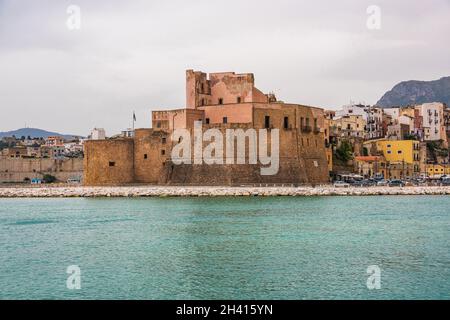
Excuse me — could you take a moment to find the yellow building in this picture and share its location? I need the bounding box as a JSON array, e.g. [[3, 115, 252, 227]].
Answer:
[[377, 140, 421, 176], [426, 164, 450, 177], [354, 156, 387, 178]]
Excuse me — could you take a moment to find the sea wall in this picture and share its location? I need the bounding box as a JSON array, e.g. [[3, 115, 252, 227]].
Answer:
[[1, 185, 449, 197]]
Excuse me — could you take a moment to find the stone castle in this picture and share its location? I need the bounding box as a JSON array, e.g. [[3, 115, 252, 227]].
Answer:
[[83, 70, 329, 186]]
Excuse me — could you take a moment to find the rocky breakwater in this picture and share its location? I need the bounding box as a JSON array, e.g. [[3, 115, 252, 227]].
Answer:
[[0, 185, 450, 197]]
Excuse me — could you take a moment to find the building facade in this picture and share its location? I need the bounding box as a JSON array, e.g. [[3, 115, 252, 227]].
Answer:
[[84, 70, 330, 186]]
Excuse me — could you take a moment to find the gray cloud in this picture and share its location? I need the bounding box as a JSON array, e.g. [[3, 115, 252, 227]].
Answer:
[[0, 0, 449, 135]]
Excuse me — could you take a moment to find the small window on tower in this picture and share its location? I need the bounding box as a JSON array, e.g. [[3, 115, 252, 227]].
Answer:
[[144, 154, 148, 159], [162, 137, 166, 144], [109, 161, 115, 167], [223, 117, 228, 124], [219, 98, 224, 105], [206, 118, 210, 124], [283, 117, 289, 129], [237, 97, 242, 103], [161, 150, 166, 156]]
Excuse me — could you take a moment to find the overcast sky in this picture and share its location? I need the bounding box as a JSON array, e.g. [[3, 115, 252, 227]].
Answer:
[[1, 0, 449, 136]]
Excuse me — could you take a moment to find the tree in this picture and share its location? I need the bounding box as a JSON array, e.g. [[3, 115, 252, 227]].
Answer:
[[335, 140, 354, 162]]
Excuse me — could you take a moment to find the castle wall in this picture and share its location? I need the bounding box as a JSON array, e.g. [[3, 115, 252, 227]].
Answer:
[[83, 70, 330, 186], [83, 139, 134, 185], [199, 103, 253, 124], [0, 157, 83, 183], [153, 109, 204, 130], [134, 129, 170, 183]]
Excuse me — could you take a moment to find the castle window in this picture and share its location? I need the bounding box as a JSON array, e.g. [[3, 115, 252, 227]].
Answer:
[[201, 99, 205, 106], [109, 161, 115, 167], [284, 117, 289, 129], [265, 116, 270, 129], [205, 118, 210, 124], [223, 117, 228, 124], [237, 97, 242, 103], [161, 150, 166, 156], [219, 98, 223, 105], [144, 154, 148, 159], [156, 121, 161, 128], [162, 137, 166, 144]]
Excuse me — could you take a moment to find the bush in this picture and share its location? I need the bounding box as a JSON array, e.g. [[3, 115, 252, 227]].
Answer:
[[43, 174, 57, 183]]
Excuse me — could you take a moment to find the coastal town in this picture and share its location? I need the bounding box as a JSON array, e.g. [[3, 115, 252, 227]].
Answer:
[[1, 70, 450, 192]]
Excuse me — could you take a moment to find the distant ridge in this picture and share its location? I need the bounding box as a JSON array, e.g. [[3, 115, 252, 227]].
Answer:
[[0, 128, 83, 140], [377, 76, 450, 107]]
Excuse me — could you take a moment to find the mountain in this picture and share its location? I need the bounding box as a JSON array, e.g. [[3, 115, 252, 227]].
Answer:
[[376, 76, 450, 107], [0, 128, 83, 140]]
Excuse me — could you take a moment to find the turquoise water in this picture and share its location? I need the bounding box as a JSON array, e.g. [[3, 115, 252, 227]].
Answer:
[[0, 196, 449, 300]]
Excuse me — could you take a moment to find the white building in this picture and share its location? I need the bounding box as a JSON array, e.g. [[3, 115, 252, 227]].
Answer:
[[336, 104, 383, 139], [90, 128, 106, 140], [416, 103, 445, 141], [335, 104, 368, 121]]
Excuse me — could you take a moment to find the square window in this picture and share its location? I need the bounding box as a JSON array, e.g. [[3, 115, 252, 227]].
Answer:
[[109, 161, 115, 167], [144, 154, 148, 159], [161, 150, 166, 156]]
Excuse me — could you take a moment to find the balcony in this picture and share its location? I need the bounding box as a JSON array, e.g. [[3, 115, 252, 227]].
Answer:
[[301, 125, 312, 133]]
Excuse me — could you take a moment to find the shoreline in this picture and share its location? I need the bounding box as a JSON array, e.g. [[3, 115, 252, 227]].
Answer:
[[0, 185, 450, 198]]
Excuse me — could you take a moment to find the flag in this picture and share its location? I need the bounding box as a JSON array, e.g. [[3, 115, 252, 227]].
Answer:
[[133, 112, 136, 122]]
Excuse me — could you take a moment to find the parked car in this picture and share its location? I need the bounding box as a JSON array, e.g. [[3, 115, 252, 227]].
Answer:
[[67, 177, 82, 184], [333, 181, 350, 188], [352, 180, 375, 187], [377, 180, 388, 186], [31, 178, 43, 185], [388, 180, 404, 187], [441, 179, 450, 186]]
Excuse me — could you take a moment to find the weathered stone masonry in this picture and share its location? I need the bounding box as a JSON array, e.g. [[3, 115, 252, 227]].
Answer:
[[83, 70, 330, 186]]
